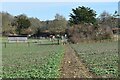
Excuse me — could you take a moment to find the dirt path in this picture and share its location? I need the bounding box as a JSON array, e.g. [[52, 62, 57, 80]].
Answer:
[[60, 44, 94, 78]]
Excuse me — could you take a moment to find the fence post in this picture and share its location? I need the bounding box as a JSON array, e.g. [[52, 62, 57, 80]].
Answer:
[[4, 42, 6, 48], [56, 34, 60, 45], [28, 42, 30, 47], [57, 39, 59, 45]]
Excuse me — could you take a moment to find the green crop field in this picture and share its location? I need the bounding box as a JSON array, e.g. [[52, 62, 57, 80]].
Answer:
[[71, 41, 118, 78], [1, 37, 119, 78], [2, 40, 64, 78]]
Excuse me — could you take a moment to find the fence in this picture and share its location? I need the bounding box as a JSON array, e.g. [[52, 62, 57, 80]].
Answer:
[[8, 36, 28, 43]]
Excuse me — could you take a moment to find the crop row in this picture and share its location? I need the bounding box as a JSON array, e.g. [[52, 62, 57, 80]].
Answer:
[[71, 41, 118, 78], [2, 43, 64, 78]]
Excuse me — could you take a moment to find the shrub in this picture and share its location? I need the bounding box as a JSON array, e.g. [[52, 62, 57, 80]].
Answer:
[[66, 24, 113, 43]]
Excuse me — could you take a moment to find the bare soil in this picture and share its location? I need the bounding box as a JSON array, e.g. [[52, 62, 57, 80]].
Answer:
[[60, 44, 94, 78]]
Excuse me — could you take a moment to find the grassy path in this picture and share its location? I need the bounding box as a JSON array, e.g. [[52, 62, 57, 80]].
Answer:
[[60, 44, 94, 78]]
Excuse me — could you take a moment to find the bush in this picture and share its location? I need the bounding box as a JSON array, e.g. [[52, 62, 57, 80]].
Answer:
[[66, 24, 113, 43]]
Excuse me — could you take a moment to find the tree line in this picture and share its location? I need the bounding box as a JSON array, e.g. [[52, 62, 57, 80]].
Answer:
[[1, 6, 119, 43]]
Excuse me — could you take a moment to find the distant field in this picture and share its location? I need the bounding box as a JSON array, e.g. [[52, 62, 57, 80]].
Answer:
[[71, 41, 118, 78], [2, 39, 64, 78]]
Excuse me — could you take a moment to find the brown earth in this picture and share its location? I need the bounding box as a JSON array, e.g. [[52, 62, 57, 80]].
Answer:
[[60, 44, 95, 78]]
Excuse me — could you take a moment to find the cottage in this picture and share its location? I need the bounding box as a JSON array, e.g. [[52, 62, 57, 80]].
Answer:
[[8, 35, 28, 43]]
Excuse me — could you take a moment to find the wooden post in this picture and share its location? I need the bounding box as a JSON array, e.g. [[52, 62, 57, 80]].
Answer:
[[28, 42, 30, 47], [57, 34, 60, 45], [4, 42, 6, 48], [58, 39, 59, 45]]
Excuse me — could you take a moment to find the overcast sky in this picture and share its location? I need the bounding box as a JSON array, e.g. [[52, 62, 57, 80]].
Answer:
[[1, 2, 118, 21]]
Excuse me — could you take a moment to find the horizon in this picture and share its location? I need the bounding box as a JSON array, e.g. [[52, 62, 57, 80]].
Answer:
[[1, 2, 118, 21]]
